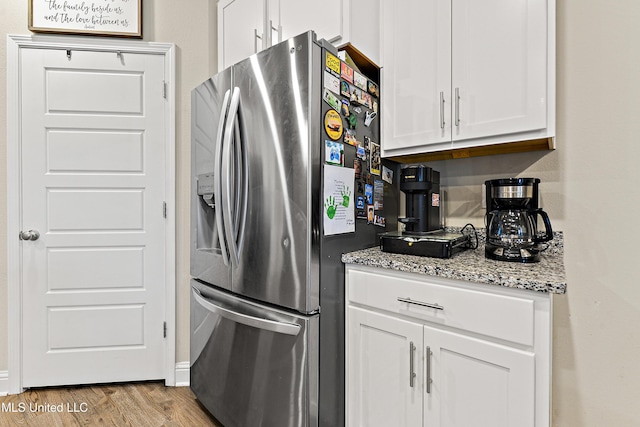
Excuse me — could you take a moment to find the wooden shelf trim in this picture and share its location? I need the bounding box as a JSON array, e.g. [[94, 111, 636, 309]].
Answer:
[[385, 137, 554, 163]]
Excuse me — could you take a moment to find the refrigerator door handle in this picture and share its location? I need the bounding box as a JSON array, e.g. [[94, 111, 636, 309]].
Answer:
[[214, 89, 232, 266], [192, 288, 302, 336], [221, 87, 243, 266], [234, 95, 249, 257]]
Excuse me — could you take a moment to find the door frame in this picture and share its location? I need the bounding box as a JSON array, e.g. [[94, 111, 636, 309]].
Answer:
[[6, 34, 176, 394]]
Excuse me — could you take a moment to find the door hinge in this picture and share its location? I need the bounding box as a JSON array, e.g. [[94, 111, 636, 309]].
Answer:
[[162, 81, 168, 99], [163, 321, 167, 338], [163, 201, 167, 218]]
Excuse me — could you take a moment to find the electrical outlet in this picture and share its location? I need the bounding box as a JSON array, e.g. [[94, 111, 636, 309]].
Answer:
[[481, 183, 486, 209]]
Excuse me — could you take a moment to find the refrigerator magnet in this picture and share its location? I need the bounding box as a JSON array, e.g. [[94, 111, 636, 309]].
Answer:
[[382, 165, 394, 184], [354, 71, 367, 91], [354, 159, 362, 178], [341, 62, 354, 83], [370, 142, 381, 175], [341, 81, 350, 97], [325, 141, 344, 166], [365, 183, 373, 205], [362, 93, 373, 110], [373, 180, 384, 210], [323, 88, 341, 112], [324, 109, 344, 141], [324, 71, 341, 94], [341, 99, 350, 117], [367, 80, 379, 97], [344, 129, 357, 146], [347, 114, 358, 130], [325, 52, 341, 76]]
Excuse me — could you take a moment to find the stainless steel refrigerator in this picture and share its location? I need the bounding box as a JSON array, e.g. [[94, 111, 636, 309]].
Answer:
[[190, 31, 398, 427]]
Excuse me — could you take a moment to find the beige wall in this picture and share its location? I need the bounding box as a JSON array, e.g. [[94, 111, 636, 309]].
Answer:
[[2, 0, 640, 425]]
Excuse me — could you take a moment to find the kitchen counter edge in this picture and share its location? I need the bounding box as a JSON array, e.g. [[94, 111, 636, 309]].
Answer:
[[341, 231, 566, 295]]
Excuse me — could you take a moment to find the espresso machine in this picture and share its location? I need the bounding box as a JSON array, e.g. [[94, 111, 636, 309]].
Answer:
[[380, 165, 474, 258], [485, 178, 553, 263]]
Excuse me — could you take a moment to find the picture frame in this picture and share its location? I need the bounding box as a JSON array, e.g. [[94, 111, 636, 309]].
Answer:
[[29, 0, 143, 38]]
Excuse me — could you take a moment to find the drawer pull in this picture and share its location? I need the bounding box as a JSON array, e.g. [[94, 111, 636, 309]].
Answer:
[[409, 341, 416, 388], [397, 297, 444, 311]]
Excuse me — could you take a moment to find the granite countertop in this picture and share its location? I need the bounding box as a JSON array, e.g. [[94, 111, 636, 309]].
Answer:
[[342, 229, 566, 294]]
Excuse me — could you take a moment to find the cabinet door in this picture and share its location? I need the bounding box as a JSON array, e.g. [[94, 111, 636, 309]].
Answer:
[[274, 0, 343, 45], [451, 0, 547, 142], [218, 0, 265, 70], [424, 325, 535, 427], [381, 0, 451, 154], [347, 306, 423, 427]]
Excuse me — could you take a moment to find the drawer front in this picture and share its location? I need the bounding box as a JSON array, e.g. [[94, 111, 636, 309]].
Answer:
[[347, 268, 535, 346]]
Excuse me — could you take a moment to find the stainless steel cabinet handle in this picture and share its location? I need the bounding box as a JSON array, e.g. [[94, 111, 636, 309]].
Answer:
[[409, 341, 416, 388], [454, 87, 460, 127], [439, 91, 445, 129], [270, 20, 282, 44], [254, 29, 262, 53], [192, 288, 301, 336], [397, 297, 444, 311], [426, 346, 433, 394], [19, 230, 40, 241]]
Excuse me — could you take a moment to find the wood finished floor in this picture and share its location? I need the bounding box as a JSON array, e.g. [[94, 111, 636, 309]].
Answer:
[[0, 381, 222, 427]]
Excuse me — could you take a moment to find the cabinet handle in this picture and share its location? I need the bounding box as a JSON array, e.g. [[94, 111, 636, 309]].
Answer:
[[270, 20, 282, 44], [426, 346, 433, 394], [439, 91, 445, 129], [455, 87, 461, 127], [254, 29, 262, 53], [409, 341, 416, 388], [397, 297, 444, 311]]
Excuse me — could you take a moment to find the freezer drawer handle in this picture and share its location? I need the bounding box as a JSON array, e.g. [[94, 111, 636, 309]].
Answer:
[[192, 288, 301, 336], [397, 297, 444, 311]]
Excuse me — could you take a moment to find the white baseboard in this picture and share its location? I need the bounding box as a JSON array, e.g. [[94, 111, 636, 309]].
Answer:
[[0, 371, 8, 396], [174, 362, 190, 387], [0, 367, 188, 393]]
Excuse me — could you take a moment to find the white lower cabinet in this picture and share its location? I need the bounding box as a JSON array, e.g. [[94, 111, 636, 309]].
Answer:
[[347, 307, 423, 426], [346, 265, 551, 427], [423, 325, 535, 427]]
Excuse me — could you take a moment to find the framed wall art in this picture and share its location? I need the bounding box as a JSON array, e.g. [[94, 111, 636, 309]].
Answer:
[[29, 0, 142, 38]]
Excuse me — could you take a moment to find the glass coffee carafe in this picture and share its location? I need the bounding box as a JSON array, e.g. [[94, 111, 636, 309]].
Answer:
[[484, 178, 553, 263]]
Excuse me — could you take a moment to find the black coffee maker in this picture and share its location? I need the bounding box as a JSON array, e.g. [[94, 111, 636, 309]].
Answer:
[[485, 178, 553, 263], [380, 165, 475, 258], [398, 165, 441, 234]]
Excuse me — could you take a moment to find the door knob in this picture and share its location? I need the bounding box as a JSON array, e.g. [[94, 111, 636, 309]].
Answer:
[[19, 230, 40, 241]]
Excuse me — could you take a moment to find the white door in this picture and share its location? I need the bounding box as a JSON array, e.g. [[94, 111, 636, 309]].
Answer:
[[451, 0, 547, 141], [20, 48, 167, 387], [423, 325, 535, 427], [381, 0, 452, 154], [347, 307, 423, 427]]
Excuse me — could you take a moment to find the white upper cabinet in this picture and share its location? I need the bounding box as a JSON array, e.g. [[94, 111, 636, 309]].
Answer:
[[381, 0, 451, 152], [381, 0, 555, 157], [218, 0, 266, 70], [218, 0, 382, 71], [274, 0, 342, 46]]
